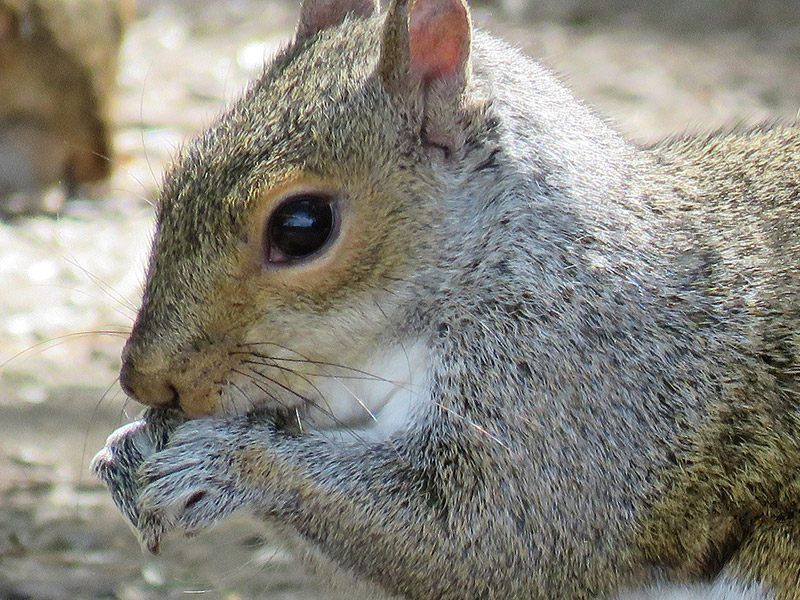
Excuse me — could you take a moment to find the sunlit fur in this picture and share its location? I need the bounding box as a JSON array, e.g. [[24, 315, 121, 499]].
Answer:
[[103, 0, 800, 598]]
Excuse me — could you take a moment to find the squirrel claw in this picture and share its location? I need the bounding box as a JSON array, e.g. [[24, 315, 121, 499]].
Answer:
[[137, 506, 170, 554]]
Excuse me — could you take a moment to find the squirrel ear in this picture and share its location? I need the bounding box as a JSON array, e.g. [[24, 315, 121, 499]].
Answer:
[[379, 0, 471, 94], [297, 0, 380, 39]]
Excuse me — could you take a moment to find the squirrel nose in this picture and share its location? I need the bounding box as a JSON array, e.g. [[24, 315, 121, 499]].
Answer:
[[119, 345, 180, 409], [118, 333, 225, 416]]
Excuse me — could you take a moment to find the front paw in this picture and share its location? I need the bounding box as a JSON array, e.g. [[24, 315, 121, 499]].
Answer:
[[136, 419, 256, 553], [91, 408, 186, 528]]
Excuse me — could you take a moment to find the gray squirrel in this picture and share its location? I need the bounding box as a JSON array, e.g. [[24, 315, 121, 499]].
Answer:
[[90, 0, 800, 598]]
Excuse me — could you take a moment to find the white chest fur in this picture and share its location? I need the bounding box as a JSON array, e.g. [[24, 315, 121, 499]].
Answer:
[[302, 341, 431, 440], [221, 340, 431, 441]]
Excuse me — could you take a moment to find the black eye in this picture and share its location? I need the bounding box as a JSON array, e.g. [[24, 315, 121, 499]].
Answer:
[[265, 195, 335, 264]]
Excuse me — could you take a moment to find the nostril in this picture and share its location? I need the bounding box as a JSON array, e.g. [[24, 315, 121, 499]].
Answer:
[[119, 361, 138, 400], [119, 358, 183, 409]]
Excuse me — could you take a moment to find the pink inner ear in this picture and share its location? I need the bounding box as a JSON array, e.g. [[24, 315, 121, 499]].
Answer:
[[408, 0, 470, 82]]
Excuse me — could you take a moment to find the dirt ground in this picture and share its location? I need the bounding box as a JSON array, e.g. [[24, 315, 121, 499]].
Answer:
[[1, 1, 799, 598]]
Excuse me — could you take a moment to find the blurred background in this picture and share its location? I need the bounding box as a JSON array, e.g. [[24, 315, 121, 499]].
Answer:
[[0, 1, 798, 598]]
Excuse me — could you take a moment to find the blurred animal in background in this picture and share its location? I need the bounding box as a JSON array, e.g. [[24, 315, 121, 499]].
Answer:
[[0, 0, 133, 215]]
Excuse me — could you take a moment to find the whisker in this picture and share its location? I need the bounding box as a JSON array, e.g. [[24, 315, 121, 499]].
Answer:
[[436, 403, 510, 451], [49, 214, 140, 315], [241, 355, 388, 434], [230, 368, 289, 410], [232, 338, 411, 458], [24, 283, 134, 323], [235, 351, 386, 382], [61, 254, 138, 314], [229, 380, 257, 418], [235, 345, 408, 387], [62, 139, 155, 205], [241, 358, 325, 398], [372, 296, 417, 398], [80, 375, 124, 485], [0, 330, 129, 370], [139, 62, 160, 189], [233, 366, 371, 447], [243, 357, 381, 430]]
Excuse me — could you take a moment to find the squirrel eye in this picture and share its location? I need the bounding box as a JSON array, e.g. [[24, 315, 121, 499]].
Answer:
[[265, 194, 335, 264]]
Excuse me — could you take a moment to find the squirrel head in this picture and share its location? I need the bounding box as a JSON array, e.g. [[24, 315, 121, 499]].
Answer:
[[120, 0, 492, 418]]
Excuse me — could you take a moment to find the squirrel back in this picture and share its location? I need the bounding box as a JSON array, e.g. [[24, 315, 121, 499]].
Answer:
[[98, 0, 800, 598]]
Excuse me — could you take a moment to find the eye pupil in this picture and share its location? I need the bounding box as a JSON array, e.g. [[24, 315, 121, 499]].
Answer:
[[268, 195, 334, 262]]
